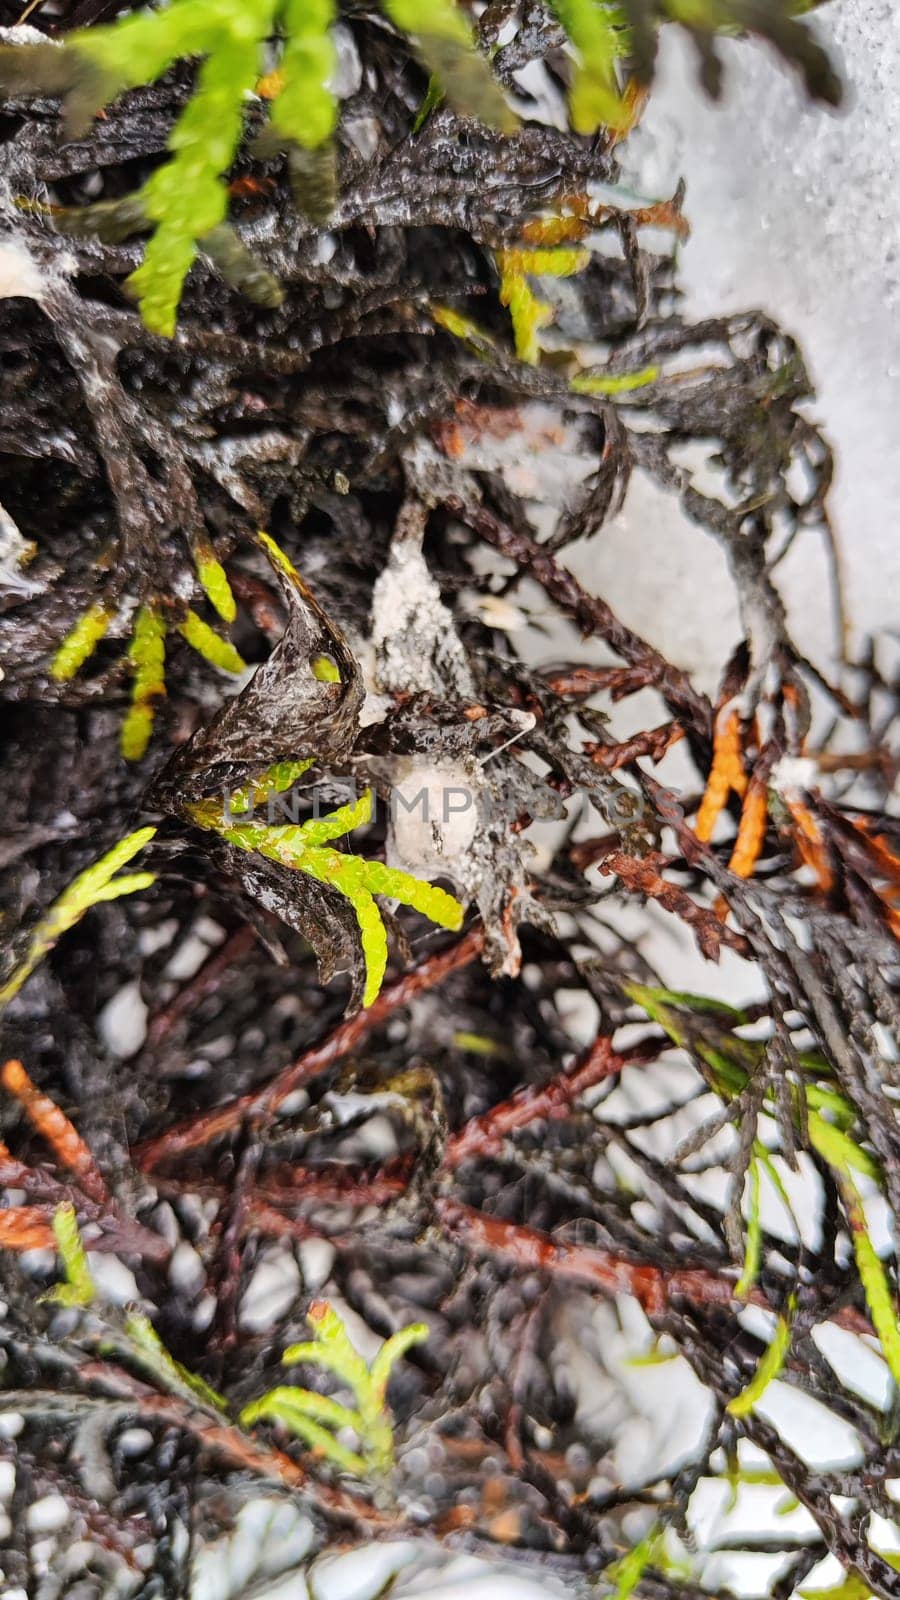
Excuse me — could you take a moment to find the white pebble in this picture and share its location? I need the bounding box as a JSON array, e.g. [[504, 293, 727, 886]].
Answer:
[[98, 979, 148, 1058], [26, 1494, 70, 1534], [239, 1250, 300, 1334]]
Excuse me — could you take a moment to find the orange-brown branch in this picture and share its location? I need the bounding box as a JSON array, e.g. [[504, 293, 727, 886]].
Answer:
[[695, 709, 747, 842], [437, 1198, 759, 1315], [0, 1205, 56, 1250], [1, 1059, 109, 1205]]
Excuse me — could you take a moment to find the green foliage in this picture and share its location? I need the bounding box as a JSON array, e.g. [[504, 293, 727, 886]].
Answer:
[[194, 542, 238, 623], [840, 1176, 900, 1390], [606, 1526, 664, 1600], [496, 244, 591, 364], [727, 1295, 796, 1415], [50, 602, 112, 682], [800, 1579, 873, 1600], [46, 1206, 226, 1403], [256, 527, 301, 582], [571, 364, 661, 394], [241, 1299, 428, 1474], [44, 1212, 419, 1478], [49, 516, 241, 760], [129, 1, 283, 334], [176, 609, 247, 675], [438, 243, 607, 368], [226, 757, 316, 818], [798, 1566, 900, 1600], [123, 1310, 229, 1411], [0, 0, 512, 335], [438, 261, 663, 376], [735, 1150, 762, 1297], [451, 1030, 510, 1058], [603, 1524, 693, 1598], [0, 828, 156, 1013], [548, 0, 630, 133], [431, 302, 500, 360], [721, 1457, 797, 1515], [121, 604, 167, 761], [45, 1202, 96, 1307], [263, 0, 338, 153], [51, 596, 246, 762], [310, 652, 341, 683], [382, 0, 514, 130], [625, 984, 900, 1389], [623, 1339, 680, 1367], [189, 775, 464, 1007], [0, 2, 838, 336], [799, 1551, 900, 1600]]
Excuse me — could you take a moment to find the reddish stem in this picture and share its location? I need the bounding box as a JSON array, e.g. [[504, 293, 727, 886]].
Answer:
[[445, 1035, 628, 1167], [0, 1206, 57, 1250], [437, 1198, 762, 1315], [74, 1361, 389, 1527], [584, 722, 684, 770], [146, 924, 256, 1048], [447, 498, 712, 743], [0, 1159, 170, 1261], [135, 928, 485, 1171], [1, 1058, 109, 1205]]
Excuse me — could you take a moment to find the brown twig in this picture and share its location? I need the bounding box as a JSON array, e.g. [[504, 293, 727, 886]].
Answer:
[[695, 708, 747, 841], [544, 663, 661, 700], [0, 1206, 57, 1250], [0, 1157, 169, 1261], [584, 722, 684, 770], [436, 1198, 761, 1315], [145, 923, 257, 1048], [597, 851, 750, 960], [445, 1034, 629, 1167], [134, 927, 485, 1170], [445, 498, 713, 743], [73, 1362, 391, 1528]]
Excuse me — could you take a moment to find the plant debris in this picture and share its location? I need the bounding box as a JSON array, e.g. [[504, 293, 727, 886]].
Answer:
[[1, 3, 898, 1597]]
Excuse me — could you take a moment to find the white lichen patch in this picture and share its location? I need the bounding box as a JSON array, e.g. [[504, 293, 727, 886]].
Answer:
[[369, 534, 494, 890], [770, 754, 819, 798], [0, 498, 38, 602], [370, 537, 475, 701], [0, 237, 48, 303], [388, 755, 481, 887], [0, 23, 58, 44], [366, 520, 539, 972]]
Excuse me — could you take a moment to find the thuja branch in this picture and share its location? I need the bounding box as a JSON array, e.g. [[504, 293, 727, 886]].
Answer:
[[188, 777, 463, 1007], [444, 1034, 636, 1166], [0, 830, 156, 1015], [0, 0, 515, 333], [444, 496, 713, 743], [436, 1198, 767, 1313], [134, 927, 485, 1170], [65, 1364, 392, 1529], [0, 1062, 169, 1262], [1, 1058, 109, 1205]]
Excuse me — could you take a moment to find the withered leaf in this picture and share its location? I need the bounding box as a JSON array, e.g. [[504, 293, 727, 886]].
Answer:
[[149, 543, 363, 812]]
